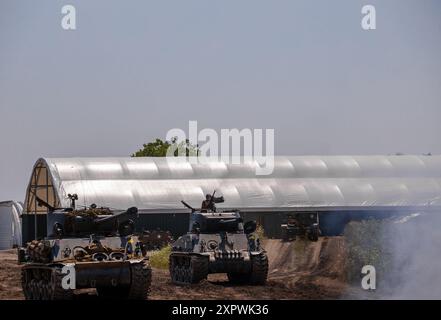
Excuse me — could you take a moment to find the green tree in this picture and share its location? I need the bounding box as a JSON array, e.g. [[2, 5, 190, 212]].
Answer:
[[131, 137, 199, 157]]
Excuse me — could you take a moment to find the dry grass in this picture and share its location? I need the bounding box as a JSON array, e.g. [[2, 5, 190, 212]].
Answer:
[[149, 245, 171, 269], [255, 224, 266, 240]]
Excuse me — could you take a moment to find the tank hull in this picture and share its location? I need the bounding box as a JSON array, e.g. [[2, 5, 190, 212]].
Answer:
[[21, 259, 151, 300], [19, 235, 152, 299]]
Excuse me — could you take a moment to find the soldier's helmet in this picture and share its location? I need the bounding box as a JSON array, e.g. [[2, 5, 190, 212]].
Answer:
[[205, 194, 211, 200]]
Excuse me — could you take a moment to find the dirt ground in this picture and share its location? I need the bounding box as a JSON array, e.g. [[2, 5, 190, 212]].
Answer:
[[0, 249, 23, 300], [0, 237, 351, 300]]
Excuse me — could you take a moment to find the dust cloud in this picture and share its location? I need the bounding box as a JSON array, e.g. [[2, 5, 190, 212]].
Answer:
[[345, 211, 441, 299]]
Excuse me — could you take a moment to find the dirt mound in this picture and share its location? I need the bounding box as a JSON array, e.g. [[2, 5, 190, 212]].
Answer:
[[267, 237, 346, 275], [265, 237, 348, 298]]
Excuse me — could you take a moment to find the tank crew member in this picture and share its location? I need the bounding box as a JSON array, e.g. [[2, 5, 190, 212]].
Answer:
[[201, 193, 225, 212], [201, 194, 214, 212]]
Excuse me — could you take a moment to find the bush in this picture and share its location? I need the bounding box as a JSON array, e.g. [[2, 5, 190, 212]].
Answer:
[[255, 224, 266, 240], [149, 245, 172, 269]]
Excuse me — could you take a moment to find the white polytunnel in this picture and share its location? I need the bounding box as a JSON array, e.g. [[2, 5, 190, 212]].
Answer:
[[0, 201, 23, 249], [24, 155, 441, 214]]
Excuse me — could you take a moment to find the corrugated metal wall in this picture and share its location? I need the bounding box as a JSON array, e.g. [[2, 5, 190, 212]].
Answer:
[[21, 214, 47, 244], [136, 213, 189, 238], [21, 208, 420, 243]]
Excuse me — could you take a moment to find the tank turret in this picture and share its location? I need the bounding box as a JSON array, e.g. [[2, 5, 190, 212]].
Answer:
[[48, 206, 138, 238]]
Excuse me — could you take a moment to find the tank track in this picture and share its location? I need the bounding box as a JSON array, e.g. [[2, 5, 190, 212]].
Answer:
[[96, 260, 152, 300], [22, 260, 152, 300], [227, 252, 268, 285], [21, 266, 74, 300], [249, 252, 269, 284], [169, 254, 209, 285], [127, 260, 152, 299]]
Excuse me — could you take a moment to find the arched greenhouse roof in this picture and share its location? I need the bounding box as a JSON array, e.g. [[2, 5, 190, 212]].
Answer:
[[24, 155, 441, 214]]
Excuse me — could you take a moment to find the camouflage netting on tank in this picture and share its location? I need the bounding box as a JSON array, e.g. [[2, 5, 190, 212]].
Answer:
[[26, 239, 137, 263], [65, 207, 112, 218]]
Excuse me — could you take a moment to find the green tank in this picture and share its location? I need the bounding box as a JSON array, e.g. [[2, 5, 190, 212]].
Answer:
[[169, 195, 268, 285], [18, 201, 151, 300]]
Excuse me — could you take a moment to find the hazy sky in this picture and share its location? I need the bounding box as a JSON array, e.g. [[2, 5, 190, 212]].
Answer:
[[1, 0, 440, 201]]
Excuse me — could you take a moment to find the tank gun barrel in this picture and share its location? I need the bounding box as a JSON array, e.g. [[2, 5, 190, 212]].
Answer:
[[181, 200, 196, 212], [92, 207, 138, 235], [94, 206, 138, 225]]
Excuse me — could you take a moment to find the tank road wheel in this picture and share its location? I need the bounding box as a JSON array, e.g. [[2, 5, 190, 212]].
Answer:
[[249, 252, 269, 285], [127, 260, 152, 300]]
